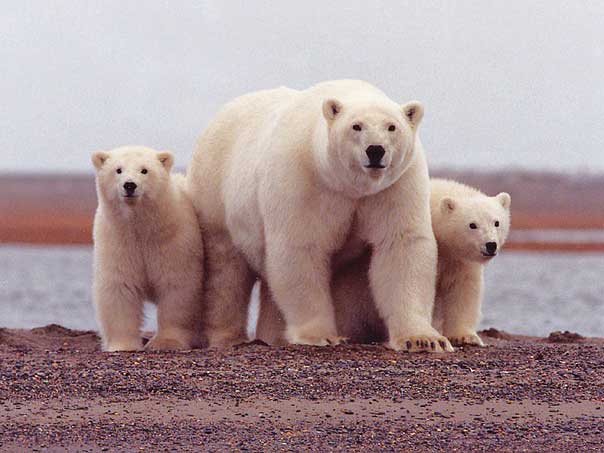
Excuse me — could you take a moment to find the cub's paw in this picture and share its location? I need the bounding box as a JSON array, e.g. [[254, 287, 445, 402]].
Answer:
[[389, 335, 454, 353], [145, 336, 191, 351], [447, 333, 485, 348]]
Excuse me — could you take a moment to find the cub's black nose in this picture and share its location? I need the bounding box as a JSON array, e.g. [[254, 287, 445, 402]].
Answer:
[[366, 145, 385, 166], [486, 242, 497, 255], [123, 181, 137, 194]]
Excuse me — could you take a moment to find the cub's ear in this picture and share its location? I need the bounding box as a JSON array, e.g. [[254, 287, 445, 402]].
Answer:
[[401, 101, 424, 128], [322, 98, 343, 123], [91, 151, 109, 171], [441, 197, 456, 214], [157, 151, 174, 171], [495, 192, 511, 209]]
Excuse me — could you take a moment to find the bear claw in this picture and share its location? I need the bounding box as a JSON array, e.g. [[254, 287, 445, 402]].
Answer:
[[448, 333, 485, 348], [390, 335, 454, 353]]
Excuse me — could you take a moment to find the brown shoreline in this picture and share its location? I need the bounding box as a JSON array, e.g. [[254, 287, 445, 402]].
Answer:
[[1, 325, 603, 450], [3, 213, 604, 252], [2, 170, 604, 249]]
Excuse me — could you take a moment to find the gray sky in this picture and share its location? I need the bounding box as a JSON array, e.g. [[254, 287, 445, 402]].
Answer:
[[2, 1, 603, 173]]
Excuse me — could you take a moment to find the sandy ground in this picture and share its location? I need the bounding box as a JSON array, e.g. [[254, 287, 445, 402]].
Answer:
[[1, 325, 603, 451]]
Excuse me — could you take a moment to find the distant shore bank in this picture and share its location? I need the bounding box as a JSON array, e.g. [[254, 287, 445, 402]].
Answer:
[[2, 171, 604, 250]]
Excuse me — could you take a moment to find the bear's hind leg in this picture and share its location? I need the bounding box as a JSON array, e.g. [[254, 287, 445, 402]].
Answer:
[[255, 281, 287, 345], [203, 230, 256, 348], [147, 281, 204, 351]]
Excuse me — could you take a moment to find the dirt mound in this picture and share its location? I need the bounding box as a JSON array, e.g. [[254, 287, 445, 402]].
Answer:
[[479, 328, 513, 340], [547, 330, 585, 343], [0, 324, 99, 352]]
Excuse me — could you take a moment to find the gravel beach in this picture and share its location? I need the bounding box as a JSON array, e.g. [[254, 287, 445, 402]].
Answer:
[[1, 325, 603, 451]]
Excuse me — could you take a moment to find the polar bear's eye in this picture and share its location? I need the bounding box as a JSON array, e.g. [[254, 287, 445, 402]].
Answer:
[[388, 125, 396, 132], [352, 124, 362, 131], [141, 168, 148, 175], [116, 168, 122, 174], [469, 223, 477, 229], [494, 221, 500, 227]]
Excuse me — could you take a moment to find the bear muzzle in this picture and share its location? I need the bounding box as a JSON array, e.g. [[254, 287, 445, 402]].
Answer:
[[364, 145, 386, 169], [122, 181, 138, 198], [481, 241, 498, 257]]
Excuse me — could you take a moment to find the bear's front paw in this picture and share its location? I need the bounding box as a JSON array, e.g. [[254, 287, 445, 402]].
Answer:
[[389, 334, 454, 353], [447, 332, 485, 348], [145, 336, 191, 351]]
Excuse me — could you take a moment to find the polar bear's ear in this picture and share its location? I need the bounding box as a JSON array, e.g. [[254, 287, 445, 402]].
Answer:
[[401, 101, 424, 128], [322, 98, 343, 123], [495, 192, 511, 210], [157, 151, 174, 171], [91, 151, 110, 171], [441, 197, 456, 214]]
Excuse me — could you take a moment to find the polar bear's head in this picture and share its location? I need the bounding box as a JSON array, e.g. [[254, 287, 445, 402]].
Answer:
[[321, 97, 423, 195], [92, 146, 174, 206], [436, 193, 511, 263]]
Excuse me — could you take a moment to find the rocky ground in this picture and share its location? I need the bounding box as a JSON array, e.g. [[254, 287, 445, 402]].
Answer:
[[1, 325, 604, 452]]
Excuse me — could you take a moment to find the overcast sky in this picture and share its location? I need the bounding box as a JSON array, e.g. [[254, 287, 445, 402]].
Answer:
[[1, 1, 603, 173]]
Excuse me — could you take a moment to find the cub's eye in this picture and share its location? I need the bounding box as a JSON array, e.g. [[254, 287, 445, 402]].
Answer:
[[494, 220, 500, 227], [116, 168, 122, 174], [141, 168, 148, 175], [469, 223, 477, 230], [352, 124, 362, 131], [388, 125, 396, 132]]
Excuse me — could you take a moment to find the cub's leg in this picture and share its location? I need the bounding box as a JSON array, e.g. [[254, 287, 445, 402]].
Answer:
[[203, 230, 256, 348], [436, 263, 485, 347], [94, 278, 144, 352]]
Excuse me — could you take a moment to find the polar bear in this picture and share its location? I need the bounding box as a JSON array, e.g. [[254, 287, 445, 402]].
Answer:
[[188, 80, 452, 352], [429, 178, 511, 346], [92, 146, 204, 352], [258, 178, 511, 348]]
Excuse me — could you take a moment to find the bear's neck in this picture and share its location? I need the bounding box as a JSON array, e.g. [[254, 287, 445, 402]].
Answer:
[[437, 243, 483, 270]]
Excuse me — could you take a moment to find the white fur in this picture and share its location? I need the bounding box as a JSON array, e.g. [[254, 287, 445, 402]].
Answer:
[[430, 178, 511, 346], [188, 80, 451, 352], [263, 178, 511, 348], [92, 146, 204, 352]]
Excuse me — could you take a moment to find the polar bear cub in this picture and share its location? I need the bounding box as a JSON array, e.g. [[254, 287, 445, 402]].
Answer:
[[430, 178, 511, 346], [311, 178, 511, 347], [188, 80, 452, 352], [92, 146, 204, 352]]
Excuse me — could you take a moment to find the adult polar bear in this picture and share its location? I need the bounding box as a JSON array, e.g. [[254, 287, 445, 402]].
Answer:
[[188, 80, 453, 352]]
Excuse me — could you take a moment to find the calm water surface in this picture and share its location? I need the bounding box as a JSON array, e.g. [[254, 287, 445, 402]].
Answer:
[[0, 246, 602, 337]]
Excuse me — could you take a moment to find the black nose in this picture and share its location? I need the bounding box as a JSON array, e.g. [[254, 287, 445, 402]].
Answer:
[[366, 145, 385, 166], [123, 182, 137, 194], [486, 242, 497, 254]]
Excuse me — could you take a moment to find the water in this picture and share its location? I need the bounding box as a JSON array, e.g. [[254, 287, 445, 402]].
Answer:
[[1, 246, 603, 337]]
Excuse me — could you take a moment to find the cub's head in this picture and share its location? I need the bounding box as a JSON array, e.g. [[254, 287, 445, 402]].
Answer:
[[92, 146, 174, 206], [437, 192, 511, 263], [322, 97, 423, 196]]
